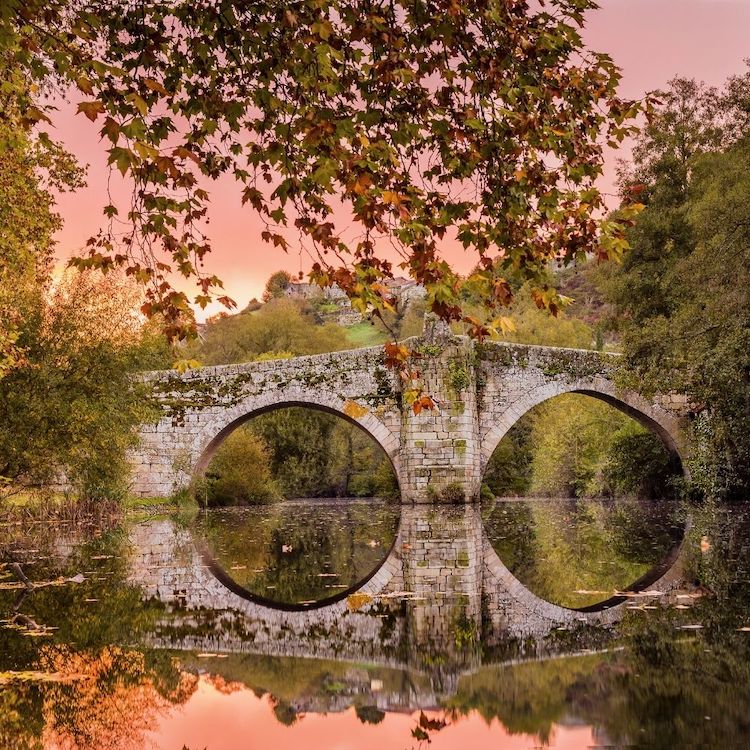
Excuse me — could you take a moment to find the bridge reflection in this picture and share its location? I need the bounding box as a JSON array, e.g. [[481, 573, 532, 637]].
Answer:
[[128, 503, 688, 698]]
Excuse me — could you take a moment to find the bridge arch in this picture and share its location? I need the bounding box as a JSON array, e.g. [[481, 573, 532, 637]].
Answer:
[[191, 385, 403, 484], [479, 375, 688, 476]]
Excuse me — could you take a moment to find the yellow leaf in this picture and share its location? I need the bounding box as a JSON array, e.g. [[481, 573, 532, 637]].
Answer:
[[343, 399, 368, 419], [493, 316, 516, 335], [173, 359, 201, 373]]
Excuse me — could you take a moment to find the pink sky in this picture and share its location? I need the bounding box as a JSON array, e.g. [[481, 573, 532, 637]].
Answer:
[[50, 0, 750, 319]]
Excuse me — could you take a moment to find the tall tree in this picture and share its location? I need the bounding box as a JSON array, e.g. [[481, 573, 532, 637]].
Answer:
[[607, 73, 750, 499], [0, 269, 162, 500]]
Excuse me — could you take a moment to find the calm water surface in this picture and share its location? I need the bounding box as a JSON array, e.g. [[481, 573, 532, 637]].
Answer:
[[192, 500, 400, 605], [2, 498, 750, 749], [483, 497, 686, 608]]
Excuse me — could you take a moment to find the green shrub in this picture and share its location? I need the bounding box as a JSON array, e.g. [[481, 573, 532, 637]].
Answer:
[[203, 428, 280, 506], [425, 484, 440, 502], [448, 360, 470, 392]]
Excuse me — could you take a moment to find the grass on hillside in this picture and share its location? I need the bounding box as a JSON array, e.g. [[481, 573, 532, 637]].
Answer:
[[344, 321, 389, 348]]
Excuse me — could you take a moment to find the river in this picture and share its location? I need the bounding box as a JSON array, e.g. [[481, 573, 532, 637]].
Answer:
[[1, 497, 748, 749]]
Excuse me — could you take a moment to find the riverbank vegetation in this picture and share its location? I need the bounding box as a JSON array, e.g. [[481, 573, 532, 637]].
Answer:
[[199, 408, 398, 507], [484, 395, 678, 500], [0, 96, 170, 510], [603, 74, 750, 500]]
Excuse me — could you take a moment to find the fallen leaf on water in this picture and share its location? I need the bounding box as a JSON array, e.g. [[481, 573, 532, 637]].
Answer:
[[347, 593, 373, 612]]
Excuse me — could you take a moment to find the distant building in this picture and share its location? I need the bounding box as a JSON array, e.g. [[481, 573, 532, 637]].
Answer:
[[283, 277, 425, 327]]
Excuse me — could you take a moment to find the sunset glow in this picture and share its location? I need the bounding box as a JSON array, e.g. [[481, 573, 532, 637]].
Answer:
[[49, 0, 750, 319]]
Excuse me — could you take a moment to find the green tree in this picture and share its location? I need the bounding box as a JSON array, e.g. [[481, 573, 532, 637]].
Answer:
[[262, 270, 293, 302], [0, 270, 160, 500], [0, 103, 83, 377], [483, 419, 534, 496], [202, 429, 279, 506], [192, 298, 350, 365], [245, 407, 395, 498], [484, 394, 676, 499], [606, 73, 750, 499]]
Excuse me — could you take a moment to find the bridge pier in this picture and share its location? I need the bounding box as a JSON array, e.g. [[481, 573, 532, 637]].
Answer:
[[399, 317, 482, 502]]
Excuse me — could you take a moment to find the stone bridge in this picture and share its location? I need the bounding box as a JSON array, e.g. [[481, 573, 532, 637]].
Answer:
[[131, 320, 690, 501]]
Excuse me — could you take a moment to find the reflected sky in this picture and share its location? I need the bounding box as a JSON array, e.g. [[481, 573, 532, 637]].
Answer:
[[148, 676, 599, 750]]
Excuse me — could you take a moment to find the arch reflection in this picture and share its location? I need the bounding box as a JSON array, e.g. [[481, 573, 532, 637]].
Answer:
[[191, 499, 400, 610], [483, 497, 688, 611]]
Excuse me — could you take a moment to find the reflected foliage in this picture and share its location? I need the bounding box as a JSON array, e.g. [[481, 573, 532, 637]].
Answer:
[[193, 501, 399, 604], [4, 501, 750, 748], [0, 522, 189, 749], [484, 498, 685, 608]]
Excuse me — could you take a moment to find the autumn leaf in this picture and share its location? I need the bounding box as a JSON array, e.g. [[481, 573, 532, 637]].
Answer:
[[77, 101, 105, 122], [343, 399, 368, 419], [143, 77, 168, 95]]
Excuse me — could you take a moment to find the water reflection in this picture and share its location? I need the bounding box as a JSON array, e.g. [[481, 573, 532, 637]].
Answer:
[[191, 499, 400, 606], [483, 497, 686, 608], [1, 500, 749, 749]]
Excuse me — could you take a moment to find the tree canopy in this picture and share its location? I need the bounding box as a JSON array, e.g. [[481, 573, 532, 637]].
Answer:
[[2, 0, 646, 339], [605, 73, 750, 499]]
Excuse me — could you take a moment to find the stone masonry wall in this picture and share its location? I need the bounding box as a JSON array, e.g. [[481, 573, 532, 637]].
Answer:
[[131, 331, 691, 502], [130, 345, 403, 498]]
